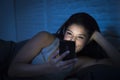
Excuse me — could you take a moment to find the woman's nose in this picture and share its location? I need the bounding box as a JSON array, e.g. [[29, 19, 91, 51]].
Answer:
[[71, 37, 76, 41]]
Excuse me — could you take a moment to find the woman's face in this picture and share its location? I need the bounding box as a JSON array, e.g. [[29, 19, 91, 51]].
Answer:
[[64, 24, 89, 53]]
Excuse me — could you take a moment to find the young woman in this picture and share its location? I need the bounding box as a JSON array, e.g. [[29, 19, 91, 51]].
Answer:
[[8, 12, 120, 80]]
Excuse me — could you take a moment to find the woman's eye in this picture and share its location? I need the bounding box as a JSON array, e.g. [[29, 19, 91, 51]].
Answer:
[[66, 32, 72, 35], [78, 36, 84, 39]]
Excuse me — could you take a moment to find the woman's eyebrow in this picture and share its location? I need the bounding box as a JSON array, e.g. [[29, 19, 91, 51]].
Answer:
[[66, 29, 73, 33]]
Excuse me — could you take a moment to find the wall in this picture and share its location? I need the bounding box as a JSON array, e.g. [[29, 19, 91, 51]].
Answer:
[[0, 0, 16, 41]]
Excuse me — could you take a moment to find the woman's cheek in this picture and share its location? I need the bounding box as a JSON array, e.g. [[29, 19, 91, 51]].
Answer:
[[76, 46, 82, 53], [76, 41, 86, 53], [64, 36, 70, 40]]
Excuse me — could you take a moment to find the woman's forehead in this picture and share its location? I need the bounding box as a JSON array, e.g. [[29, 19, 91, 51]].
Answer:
[[67, 24, 88, 35]]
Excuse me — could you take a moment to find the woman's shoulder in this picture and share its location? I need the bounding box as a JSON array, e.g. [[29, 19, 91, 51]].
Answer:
[[30, 31, 56, 47], [33, 31, 55, 39], [37, 31, 54, 37]]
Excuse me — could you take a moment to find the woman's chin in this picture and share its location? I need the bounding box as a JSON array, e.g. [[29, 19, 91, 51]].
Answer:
[[75, 50, 79, 53], [75, 48, 82, 53]]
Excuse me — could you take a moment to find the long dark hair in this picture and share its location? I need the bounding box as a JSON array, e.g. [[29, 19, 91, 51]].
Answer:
[[56, 12, 100, 39], [56, 12, 107, 59]]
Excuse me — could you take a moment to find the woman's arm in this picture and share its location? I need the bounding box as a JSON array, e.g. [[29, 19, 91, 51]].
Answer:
[[8, 31, 56, 77], [72, 56, 111, 72], [90, 31, 120, 67]]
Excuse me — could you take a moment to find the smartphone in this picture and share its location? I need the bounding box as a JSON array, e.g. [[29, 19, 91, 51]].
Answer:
[[59, 40, 76, 61]]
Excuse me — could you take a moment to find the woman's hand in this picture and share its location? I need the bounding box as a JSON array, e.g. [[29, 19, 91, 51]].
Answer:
[[88, 31, 100, 42], [46, 50, 78, 74]]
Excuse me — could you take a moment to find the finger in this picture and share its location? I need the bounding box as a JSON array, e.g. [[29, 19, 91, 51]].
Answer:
[[62, 63, 74, 70], [56, 61, 64, 67], [56, 58, 78, 68], [62, 58, 78, 66], [51, 50, 59, 58], [55, 50, 70, 62]]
